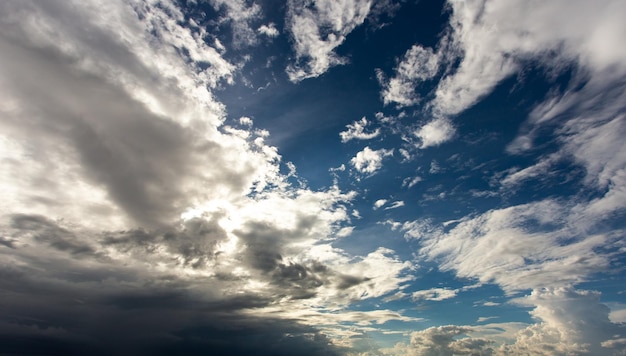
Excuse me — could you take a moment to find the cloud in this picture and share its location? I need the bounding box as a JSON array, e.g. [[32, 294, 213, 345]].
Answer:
[[350, 147, 394, 174], [258, 23, 279, 38], [384, 201, 405, 210], [378, 44, 441, 107], [414, 118, 455, 149], [285, 0, 372, 81], [426, 0, 626, 117], [0, 1, 417, 353], [340, 117, 381, 143], [207, 0, 263, 47], [500, 287, 626, 355], [401, 200, 623, 292], [402, 176, 422, 188], [411, 287, 458, 302], [373, 199, 388, 210], [382, 326, 494, 356]]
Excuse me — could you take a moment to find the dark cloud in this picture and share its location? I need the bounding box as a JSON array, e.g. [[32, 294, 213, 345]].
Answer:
[[10, 214, 100, 258], [0, 225, 343, 356]]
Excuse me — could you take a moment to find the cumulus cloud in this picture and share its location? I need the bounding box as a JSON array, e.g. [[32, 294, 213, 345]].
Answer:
[[500, 287, 626, 355], [383, 326, 494, 356], [257, 23, 279, 38], [0, 1, 415, 353], [373, 199, 388, 210], [414, 118, 455, 149], [285, 0, 372, 81], [350, 146, 394, 174], [340, 117, 381, 143]]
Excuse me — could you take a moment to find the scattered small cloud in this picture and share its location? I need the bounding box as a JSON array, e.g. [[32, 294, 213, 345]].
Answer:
[[350, 146, 394, 174], [340, 117, 381, 143]]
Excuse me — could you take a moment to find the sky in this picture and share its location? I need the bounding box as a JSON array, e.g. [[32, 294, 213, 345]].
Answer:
[[1, 0, 626, 355]]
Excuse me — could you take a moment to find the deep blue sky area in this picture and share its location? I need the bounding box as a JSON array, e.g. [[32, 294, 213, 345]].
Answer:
[[1, 0, 626, 355]]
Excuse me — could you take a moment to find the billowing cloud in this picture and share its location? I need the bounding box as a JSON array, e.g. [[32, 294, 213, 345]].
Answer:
[[340, 117, 381, 143], [0, 1, 416, 353], [285, 0, 372, 81], [207, 0, 263, 47], [501, 288, 626, 355], [350, 147, 394, 174], [382, 326, 494, 356]]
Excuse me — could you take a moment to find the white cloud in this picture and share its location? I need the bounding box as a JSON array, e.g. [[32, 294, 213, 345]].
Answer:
[[501, 288, 626, 355], [208, 0, 263, 47], [414, 118, 455, 149], [350, 146, 394, 174], [426, 0, 626, 117], [257, 23, 279, 38], [239, 116, 253, 126], [384, 201, 405, 210], [379, 44, 441, 107], [0, 2, 418, 350], [336, 226, 354, 238], [373, 199, 388, 210], [402, 176, 422, 188], [608, 303, 626, 324], [340, 117, 381, 143], [285, 0, 372, 81], [381, 326, 494, 356], [399, 200, 621, 293], [411, 287, 458, 302]]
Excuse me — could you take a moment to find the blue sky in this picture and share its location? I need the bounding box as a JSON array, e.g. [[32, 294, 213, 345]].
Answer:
[[1, 0, 626, 354]]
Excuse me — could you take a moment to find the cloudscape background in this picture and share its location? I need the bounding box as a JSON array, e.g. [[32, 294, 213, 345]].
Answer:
[[1, 0, 626, 354]]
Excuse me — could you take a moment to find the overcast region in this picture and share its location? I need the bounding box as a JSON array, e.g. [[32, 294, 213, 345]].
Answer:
[[1, 0, 626, 355]]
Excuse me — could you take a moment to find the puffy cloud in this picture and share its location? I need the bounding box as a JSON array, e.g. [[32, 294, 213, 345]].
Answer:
[[373, 199, 388, 210], [340, 117, 381, 143], [285, 0, 372, 81], [350, 147, 394, 174], [382, 326, 494, 356], [0, 1, 416, 353], [414, 118, 455, 149], [258, 23, 279, 38], [500, 287, 626, 355]]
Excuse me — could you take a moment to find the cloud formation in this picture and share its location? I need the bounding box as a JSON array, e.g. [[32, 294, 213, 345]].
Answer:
[[350, 147, 394, 174], [285, 0, 372, 81], [340, 117, 381, 143]]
